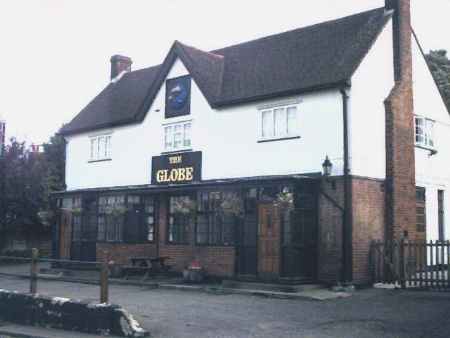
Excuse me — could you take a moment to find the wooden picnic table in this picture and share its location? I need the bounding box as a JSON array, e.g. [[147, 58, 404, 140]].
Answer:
[[122, 256, 171, 281]]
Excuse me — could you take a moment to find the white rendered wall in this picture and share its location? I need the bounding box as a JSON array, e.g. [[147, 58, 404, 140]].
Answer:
[[349, 20, 394, 180], [65, 59, 344, 191], [412, 38, 450, 242]]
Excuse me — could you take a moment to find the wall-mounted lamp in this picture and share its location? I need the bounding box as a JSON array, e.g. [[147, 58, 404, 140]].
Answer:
[[322, 155, 333, 177]]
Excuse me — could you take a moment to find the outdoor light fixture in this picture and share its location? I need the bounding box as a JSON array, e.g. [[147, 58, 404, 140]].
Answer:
[[322, 155, 333, 177]]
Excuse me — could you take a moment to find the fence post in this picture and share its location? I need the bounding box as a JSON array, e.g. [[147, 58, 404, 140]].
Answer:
[[399, 238, 406, 289], [30, 248, 39, 294], [100, 251, 109, 304]]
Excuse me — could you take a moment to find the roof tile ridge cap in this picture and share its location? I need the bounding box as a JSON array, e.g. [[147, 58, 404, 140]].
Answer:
[[210, 7, 386, 54], [334, 7, 389, 72], [176, 40, 224, 60]]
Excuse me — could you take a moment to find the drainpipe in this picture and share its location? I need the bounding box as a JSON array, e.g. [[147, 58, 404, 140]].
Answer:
[[341, 87, 353, 284]]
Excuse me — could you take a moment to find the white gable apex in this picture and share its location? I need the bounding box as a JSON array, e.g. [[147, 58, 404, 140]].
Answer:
[[166, 57, 190, 80]]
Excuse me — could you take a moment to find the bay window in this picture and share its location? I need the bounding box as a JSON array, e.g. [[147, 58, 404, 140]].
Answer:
[[196, 191, 240, 246], [97, 195, 125, 242], [168, 195, 193, 244]]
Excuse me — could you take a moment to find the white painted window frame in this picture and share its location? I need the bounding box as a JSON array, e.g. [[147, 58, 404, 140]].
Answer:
[[257, 100, 301, 142], [89, 133, 112, 162], [415, 115, 435, 149], [163, 119, 192, 152]]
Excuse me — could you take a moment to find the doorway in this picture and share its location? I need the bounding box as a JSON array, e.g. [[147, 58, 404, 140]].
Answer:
[[258, 203, 281, 279], [281, 184, 318, 279]]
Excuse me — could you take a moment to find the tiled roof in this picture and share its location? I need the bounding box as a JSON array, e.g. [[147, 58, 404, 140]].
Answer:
[[61, 7, 391, 135]]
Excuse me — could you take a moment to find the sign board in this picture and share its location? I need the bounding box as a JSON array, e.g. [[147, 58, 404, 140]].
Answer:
[[165, 75, 191, 118], [151, 151, 202, 185]]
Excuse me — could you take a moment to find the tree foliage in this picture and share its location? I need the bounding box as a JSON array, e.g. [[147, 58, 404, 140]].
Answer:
[[425, 50, 450, 112], [0, 133, 65, 240]]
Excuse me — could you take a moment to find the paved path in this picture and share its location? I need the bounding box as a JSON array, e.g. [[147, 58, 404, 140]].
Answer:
[[1, 275, 450, 338]]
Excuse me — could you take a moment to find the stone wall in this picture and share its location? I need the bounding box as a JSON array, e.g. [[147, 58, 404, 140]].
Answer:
[[0, 289, 148, 337]]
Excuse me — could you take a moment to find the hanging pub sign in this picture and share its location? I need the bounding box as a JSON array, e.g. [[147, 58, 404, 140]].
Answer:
[[165, 75, 191, 118], [151, 151, 202, 185]]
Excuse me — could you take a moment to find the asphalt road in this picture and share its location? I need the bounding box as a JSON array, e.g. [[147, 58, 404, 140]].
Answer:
[[1, 276, 450, 338]]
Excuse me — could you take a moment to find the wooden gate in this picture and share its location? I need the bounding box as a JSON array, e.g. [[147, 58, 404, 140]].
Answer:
[[371, 240, 450, 290]]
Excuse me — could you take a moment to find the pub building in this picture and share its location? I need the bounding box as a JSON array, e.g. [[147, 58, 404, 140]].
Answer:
[[54, 0, 450, 286]]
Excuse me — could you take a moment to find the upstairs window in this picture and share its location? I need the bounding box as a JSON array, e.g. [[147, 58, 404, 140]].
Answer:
[[259, 105, 298, 141], [90, 134, 112, 161], [415, 116, 434, 149], [164, 121, 192, 152]]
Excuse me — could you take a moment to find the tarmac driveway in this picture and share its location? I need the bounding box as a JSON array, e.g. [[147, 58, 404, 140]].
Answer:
[[0, 275, 449, 338]]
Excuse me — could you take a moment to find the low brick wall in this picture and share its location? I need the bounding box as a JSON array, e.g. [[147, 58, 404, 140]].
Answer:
[[0, 289, 148, 337]]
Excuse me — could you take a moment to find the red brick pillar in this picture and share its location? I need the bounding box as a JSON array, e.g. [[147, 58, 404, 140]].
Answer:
[[384, 0, 417, 240]]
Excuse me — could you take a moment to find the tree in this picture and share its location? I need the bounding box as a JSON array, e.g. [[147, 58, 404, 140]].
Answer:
[[0, 132, 66, 249], [42, 133, 66, 210], [425, 50, 450, 112]]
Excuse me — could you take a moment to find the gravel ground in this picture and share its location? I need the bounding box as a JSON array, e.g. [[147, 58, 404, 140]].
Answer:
[[1, 275, 450, 338]]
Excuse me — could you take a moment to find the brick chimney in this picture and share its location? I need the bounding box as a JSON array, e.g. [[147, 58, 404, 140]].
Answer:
[[384, 0, 417, 240], [110, 55, 132, 80]]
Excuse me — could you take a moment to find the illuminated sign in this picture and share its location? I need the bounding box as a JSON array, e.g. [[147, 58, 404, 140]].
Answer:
[[151, 151, 201, 185]]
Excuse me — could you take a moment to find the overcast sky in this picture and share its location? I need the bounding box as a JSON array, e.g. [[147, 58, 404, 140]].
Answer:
[[0, 0, 448, 145]]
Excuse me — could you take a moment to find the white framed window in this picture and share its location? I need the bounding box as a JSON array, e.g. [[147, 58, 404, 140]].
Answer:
[[163, 120, 192, 152], [89, 134, 112, 161], [259, 105, 299, 141], [415, 116, 434, 149]]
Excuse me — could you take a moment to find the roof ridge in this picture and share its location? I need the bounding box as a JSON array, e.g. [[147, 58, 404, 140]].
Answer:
[[334, 8, 392, 72], [61, 6, 391, 135], [212, 7, 385, 54], [124, 7, 386, 76]]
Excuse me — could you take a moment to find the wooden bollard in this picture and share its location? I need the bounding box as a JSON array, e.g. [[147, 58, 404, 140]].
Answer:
[[100, 252, 109, 304], [30, 248, 39, 294]]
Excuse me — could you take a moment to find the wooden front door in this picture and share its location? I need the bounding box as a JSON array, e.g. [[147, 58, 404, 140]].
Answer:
[[258, 203, 281, 279], [59, 210, 72, 259]]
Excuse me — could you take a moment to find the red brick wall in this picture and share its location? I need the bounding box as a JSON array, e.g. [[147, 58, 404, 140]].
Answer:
[[157, 194, 236, 277], [385, 0, 417, 241], [96, 243, 156, 265], [318, 177, 385, 285], [351, 178, 385, 285]]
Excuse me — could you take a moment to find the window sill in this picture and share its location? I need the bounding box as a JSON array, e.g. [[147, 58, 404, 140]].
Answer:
[[161, 148, 193, 155], [415, 144, 437, 155], [88, 158, 112, 163], [257, 136, 301, 143]]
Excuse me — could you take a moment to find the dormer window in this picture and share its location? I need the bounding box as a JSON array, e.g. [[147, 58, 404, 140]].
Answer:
[[415, 116, 434, 149], [89, 134, 112, 162]]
